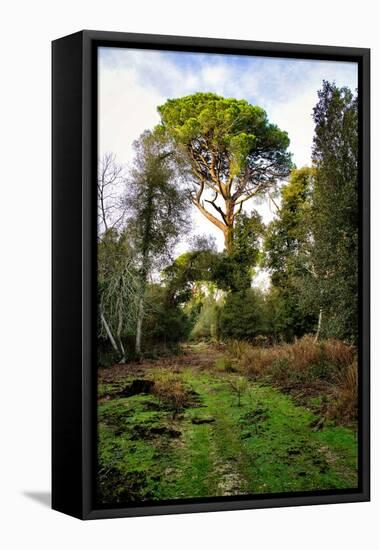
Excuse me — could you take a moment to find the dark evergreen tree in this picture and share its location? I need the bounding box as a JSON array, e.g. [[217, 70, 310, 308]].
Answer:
[[311, 81, 358, 343], [264, 167, 316, 340], [220, 288, 266, 340]]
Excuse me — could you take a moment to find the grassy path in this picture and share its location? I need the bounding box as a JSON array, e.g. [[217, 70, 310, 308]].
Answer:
[[97, 343, 358, 503]]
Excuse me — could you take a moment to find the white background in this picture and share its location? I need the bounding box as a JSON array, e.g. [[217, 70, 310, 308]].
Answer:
[[0, 1, 377, 548]]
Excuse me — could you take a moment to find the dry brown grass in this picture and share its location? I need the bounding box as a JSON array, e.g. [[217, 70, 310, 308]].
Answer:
[[227, 336, 354, 377], [288, 335, 322, 370], [226, 340, 276, 377], [328, 360, 358, 423], [226, 336, 318, 379], [152, 370, 189, 418], [322, 338, 355, 369], [226, 336, 358, 424]]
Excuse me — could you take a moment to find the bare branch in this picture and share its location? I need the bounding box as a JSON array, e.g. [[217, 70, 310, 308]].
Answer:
[[97, 153, 126, 235]]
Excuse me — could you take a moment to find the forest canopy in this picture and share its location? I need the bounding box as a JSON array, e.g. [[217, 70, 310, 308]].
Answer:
[[97, 82, 358, 365]]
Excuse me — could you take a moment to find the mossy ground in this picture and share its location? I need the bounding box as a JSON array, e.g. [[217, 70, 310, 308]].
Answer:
[[97, 343, 358, 504]]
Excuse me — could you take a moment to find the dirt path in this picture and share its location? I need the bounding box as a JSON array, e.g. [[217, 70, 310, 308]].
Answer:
[[97, 342, 358, 503], [99, 341, 226, 383]]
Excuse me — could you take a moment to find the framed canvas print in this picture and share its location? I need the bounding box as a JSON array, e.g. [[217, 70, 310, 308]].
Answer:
[[52, 30, 370, 520]]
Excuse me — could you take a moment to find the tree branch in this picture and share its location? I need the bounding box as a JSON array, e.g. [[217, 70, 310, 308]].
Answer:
[[204, 192, 228, 225], [190, 196, 227, 233]]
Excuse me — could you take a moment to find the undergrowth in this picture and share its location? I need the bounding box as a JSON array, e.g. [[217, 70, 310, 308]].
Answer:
[[226, 336, 357, 424]]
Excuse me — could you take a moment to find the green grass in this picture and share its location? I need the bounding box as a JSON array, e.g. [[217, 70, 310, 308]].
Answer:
[[97, 351, 358, 504]]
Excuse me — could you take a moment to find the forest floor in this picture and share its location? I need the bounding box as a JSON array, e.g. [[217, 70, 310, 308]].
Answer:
[[97, 342, 358, 504]]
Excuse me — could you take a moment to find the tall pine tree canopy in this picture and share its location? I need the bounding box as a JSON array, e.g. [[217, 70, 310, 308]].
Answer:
[[157, 93, 292, 252]]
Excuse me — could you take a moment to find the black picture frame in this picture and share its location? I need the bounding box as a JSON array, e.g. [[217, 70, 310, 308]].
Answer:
[[52, 30, 370, 520]]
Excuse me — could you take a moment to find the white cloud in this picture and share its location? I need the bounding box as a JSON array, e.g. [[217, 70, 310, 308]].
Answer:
[[99, 63, 163, 166], [98, 48, 358, 252]]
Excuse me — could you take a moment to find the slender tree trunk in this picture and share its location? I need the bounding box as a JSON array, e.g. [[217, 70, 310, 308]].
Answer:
[[135, 238, 151, 356], [116, 306, 126, 363], [135, 182, 154, 355], [117, 340, 126, 363], [135, 280, 146, 355], [314, 307, 323, 343], [100, 311, 119, 353]]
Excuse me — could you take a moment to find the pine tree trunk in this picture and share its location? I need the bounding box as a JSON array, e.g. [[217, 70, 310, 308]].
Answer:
[[224, 227, 234, 253], [224, 199, 235, 253]]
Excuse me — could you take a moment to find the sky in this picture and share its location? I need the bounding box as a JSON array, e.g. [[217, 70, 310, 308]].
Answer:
[[98, 47, 357, 287]]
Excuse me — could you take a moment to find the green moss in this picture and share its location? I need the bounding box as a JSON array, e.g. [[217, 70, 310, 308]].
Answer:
[[97, 354, 358, 503]]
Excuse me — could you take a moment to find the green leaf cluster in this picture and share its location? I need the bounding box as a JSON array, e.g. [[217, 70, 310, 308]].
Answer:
[[157, 92, 291, 180]]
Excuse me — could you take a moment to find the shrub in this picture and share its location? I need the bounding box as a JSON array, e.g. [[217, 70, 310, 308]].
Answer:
[[225, 339, 246, 360], [215, 357, 236, 373], [143, 285, 191, 348], [227, 376, 249, 407], [152, 371, 189, 418], [269, 357, 291, 385], [220, 289, 266, 340], [226, 340, 281, 379], [226, 336, 358, 423], [97, 342, 120, 368]]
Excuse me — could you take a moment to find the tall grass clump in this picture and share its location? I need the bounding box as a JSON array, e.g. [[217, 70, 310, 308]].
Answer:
[[152, 369, 189, 419], [328, 360, 358, 423], [226, 336, 357, 423]]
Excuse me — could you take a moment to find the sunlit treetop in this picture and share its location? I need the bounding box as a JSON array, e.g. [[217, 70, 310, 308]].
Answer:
[[156, 93, 293, 252]]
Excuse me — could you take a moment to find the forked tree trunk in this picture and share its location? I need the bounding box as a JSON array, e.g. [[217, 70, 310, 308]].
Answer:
[[100, 311, 119, 353], [192, 191, 237, 254], [101, 310, 127, 362]]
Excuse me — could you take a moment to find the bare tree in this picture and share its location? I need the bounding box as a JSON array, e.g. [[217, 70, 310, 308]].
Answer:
[[97, 154, 135, 362], [99, 255, 140, 362], [97, 153, 126, 235]]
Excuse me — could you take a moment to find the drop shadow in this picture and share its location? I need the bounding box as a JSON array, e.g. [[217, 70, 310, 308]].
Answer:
[[22, 491, 51, 508]]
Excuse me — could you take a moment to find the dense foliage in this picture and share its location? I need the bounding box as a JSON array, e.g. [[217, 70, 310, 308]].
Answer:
[[157, 93, 292, 251], [97, 81, 359, 506], [311, 81, 358, 344], [97, 82, 358, 361], [264, 167, 317, 340]]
